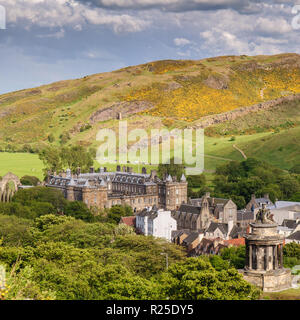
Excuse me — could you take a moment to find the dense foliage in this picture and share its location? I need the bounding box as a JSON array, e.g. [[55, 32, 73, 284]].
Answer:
[[20, 176, 41, 186], [213, 158, 300, 208], [157, 158, 185, 181], [283, 243, 300, 270], [39, 145, 94, 174], [0, 187, 260, 300]]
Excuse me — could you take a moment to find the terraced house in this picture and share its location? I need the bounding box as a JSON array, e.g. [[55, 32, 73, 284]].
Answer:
[[46, 166, 187, 212]]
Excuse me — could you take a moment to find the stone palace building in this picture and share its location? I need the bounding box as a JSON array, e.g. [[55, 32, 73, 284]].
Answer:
[[46, 166, 188, 212]]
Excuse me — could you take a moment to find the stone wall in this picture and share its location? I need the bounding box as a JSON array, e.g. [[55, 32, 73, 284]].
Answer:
[[192, 94, 300, 129]]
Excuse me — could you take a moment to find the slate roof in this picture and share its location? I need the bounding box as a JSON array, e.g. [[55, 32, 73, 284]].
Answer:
[[182, 232, 201, 246], [237, 210, 255, 221], [229, 225, 246, 239], [178, 204, 201, 215], [171, 229, 191, 240], [286, 231, 300, 241], [281, 219, 300, 230], [206, 222, 228, 235], [269, 201, 300, 210]]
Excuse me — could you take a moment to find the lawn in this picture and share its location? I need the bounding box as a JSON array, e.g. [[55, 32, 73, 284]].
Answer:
[[262, 286, 300, 300], [0, 152, 45, 180]]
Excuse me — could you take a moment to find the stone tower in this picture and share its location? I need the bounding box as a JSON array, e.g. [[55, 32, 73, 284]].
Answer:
[[241, 204, 292, 292]]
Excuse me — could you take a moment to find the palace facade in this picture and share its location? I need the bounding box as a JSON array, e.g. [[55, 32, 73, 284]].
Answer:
[[46, 166, 188, 212]]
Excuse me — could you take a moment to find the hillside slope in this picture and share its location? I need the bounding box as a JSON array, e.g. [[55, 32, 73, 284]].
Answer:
[[0, 53, 300, 154]]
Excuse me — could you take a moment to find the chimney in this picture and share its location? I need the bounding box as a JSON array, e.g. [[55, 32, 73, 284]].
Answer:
[[116, 165, 121, 172], [76, 167, 81, 175], [123, 166, 127, 173], [264, 193, 269, 200], [251, 194, 255, 200], [205, 192, 210, 198], [150, 170, 157, 180], [172, 176, 177, 182], [142, 167, 147, 174], [90, 167, 95, 174], [104, 167, 107, 172]]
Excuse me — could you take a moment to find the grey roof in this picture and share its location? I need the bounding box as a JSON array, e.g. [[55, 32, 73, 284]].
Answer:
[[182, 232, 201, 245], [237, 210, 255, 221], [281, 219, 300, 230], [206, 222, 228, 235], [269, 201, 300, 210], [229, 225, 246, 239], [178, 204, 201, 215], [255, 197, 274, 206], [286, 231, 300, 241]]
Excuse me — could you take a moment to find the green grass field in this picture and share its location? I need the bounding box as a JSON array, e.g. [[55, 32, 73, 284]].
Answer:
[[0, 124, 298, 180], [262, 286, 300, 300], [0, 152, 45, 180]]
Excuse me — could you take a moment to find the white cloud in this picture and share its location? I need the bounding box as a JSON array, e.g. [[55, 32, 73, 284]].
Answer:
[[174, 37, 191, 46], [255, 17, 292, 35], [0, 0, 150, 33]]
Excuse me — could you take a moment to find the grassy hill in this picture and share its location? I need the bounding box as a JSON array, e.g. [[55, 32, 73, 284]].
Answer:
[[0, 53, 300, 150], [0, 53, 300, 174]]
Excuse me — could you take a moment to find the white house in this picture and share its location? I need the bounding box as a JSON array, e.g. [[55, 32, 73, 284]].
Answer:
[[268, 201, 300, 225], [136, 207, 177, 241]]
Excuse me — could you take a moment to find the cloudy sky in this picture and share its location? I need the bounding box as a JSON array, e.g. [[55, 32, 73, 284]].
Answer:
[[0, 0, 299, 94]]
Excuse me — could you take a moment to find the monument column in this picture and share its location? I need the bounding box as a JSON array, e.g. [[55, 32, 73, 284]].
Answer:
[[240, 203, 292, 292]]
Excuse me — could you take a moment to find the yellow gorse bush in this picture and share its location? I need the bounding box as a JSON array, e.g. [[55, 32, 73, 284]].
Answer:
[[125, 66, 300, 122]]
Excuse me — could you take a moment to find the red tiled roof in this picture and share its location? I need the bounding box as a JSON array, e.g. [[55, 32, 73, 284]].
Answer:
[[120, 216, 136, 227], [223, 238, 245, 246]]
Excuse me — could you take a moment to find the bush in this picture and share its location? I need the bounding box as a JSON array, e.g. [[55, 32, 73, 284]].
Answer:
[[20, 176, 41, 186]]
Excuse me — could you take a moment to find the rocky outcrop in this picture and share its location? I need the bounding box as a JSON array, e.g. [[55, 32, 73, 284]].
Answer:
[[192, 94, 300, 129], [203, 75, 229, 90], [89, 101, 154, 124]]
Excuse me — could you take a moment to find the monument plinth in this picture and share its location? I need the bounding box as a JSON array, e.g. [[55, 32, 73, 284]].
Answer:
[[240, 204, 292, 292]]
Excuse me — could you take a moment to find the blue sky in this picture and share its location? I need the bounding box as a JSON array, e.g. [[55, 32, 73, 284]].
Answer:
[[0, 0, 299, 94]]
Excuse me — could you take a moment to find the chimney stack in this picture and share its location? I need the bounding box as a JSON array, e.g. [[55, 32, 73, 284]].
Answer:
[[150, 170, 157, 180], [116, 165, 121, 172], [104, 167, 107, 172], [123, 166, 127, 173], [90, 167, 95, 174], [76, 167, 81, 175], [142, 167, 147, 174]]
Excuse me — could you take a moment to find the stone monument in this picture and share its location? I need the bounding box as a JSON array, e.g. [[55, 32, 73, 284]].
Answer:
[[240, 204, 292, 292]]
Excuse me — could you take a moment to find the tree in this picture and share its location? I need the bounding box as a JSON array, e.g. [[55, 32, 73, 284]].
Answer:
[[64, 201, 94, 222], [39, 145, 94, 174], [60, 146, 93, 173], [157, 157, 185, 181], [107, 205, 133, 224], [160, 257, 260, 300], [220, 246, 246, 269], [12, 187, 67, 212], [20, 176, 41, 186]]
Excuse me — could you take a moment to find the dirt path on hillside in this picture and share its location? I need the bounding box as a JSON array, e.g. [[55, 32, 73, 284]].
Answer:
[[233, 144, 247, 159]]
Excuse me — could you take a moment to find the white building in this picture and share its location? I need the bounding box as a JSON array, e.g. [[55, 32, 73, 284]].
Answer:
[[136, 207, 177, 241], [268, 201, 300, 225]]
